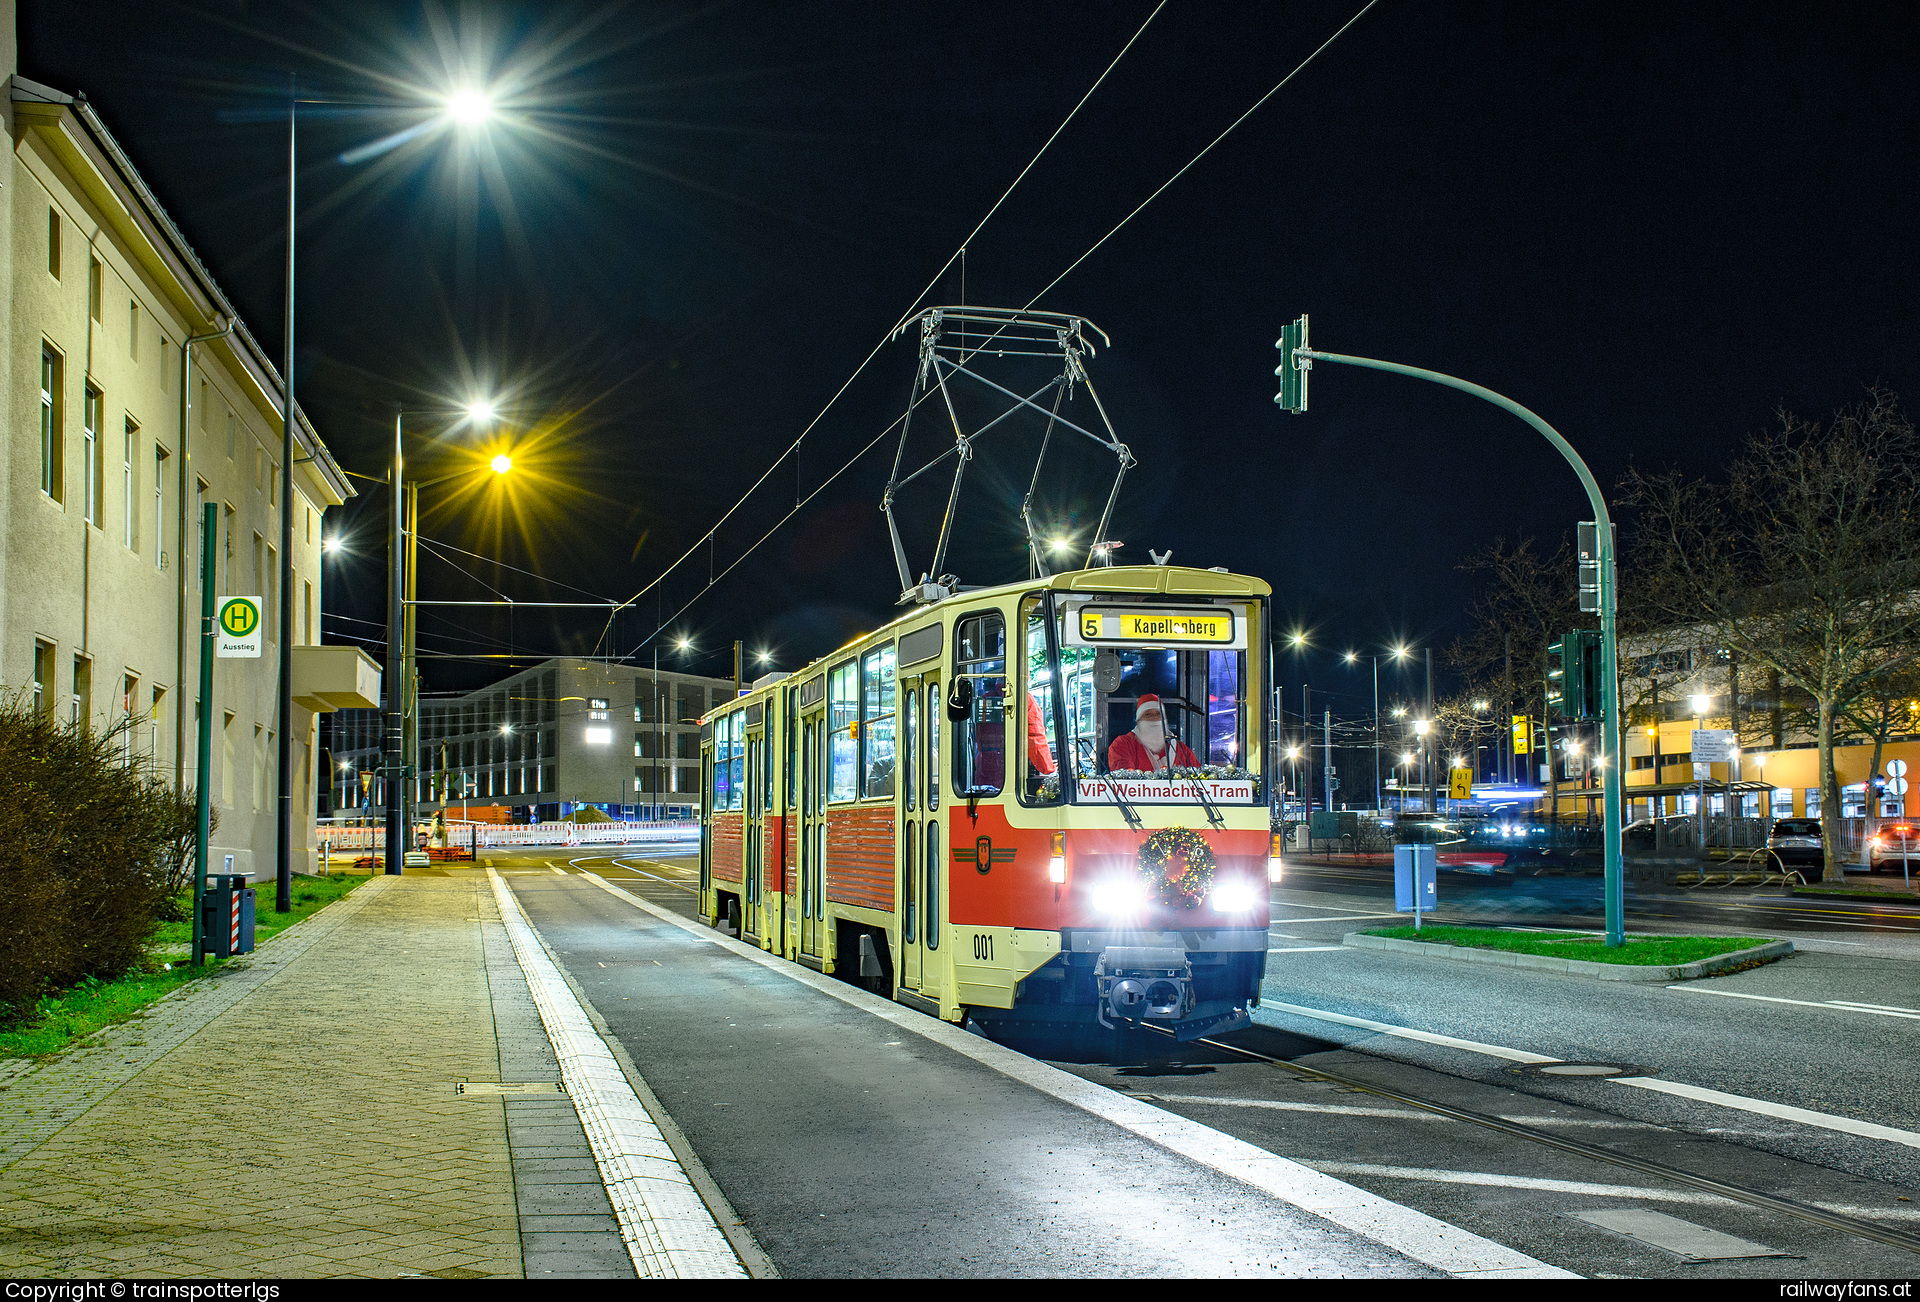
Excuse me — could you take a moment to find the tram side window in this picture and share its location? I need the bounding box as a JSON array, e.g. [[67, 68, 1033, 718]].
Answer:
[[953, 612, 1006, 797], [728, 712, 745, 810], [1023, 600, 1062, 803], [712, 712, 738, 810], [862, 644, 896, 799], [828, 661, 858, 802]]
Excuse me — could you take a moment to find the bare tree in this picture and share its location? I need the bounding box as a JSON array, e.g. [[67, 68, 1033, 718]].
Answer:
[[1625, 389, 1920, 881], [1448, 536, 1591, 811]]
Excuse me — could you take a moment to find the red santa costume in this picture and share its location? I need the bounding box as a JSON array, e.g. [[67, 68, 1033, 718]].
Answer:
[[1106, 694, 1199, 773]]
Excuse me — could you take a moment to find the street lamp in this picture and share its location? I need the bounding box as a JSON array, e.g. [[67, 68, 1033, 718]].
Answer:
[[267, 89, 501, 897], [383, 400, 505, 876]]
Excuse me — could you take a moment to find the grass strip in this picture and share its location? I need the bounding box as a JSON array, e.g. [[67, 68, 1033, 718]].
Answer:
[[0, 873, 364, 1059], [1361, 925, 1774, 966]]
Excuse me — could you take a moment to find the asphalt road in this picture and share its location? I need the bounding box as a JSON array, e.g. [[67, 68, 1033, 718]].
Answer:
[[491, 851, 1440, 1278], [488, 845, 1920, 1276]]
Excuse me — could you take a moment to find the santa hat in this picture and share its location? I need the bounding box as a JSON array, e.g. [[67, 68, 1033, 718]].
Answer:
[[1134, 694, 1163, 719]]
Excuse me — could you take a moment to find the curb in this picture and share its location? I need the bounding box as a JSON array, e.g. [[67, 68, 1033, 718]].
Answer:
[[1340, 932, 1795, 983]]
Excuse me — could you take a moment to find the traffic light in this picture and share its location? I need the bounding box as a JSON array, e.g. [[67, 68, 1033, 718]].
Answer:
[[1547, 630, 1603, 720], [1512, 715, 1531, 755], [1274, 314, 1310, 413]]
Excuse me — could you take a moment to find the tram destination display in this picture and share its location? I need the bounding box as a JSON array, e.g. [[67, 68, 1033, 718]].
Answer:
[[1065, 601, 1247, 649]]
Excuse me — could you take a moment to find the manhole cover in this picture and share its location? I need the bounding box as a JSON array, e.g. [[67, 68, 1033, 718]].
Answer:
[[1509, 1062, 1653, 1079]]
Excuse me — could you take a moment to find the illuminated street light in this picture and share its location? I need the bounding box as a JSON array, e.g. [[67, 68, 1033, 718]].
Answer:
[[675, 636, 692, 653], [1413, 719, 1431, 737], [1690, 693, 1712, 716], [755, 650, 772, 665], [1401, 751, 1415, 764], [490, 453, 512, 475], [1392, 706, 1407, 718], [466, 398, 499, 423], [1393, 644, 1409, 659], [1290, 632, 1307, 648], [445, 88, 495, 127], [1343, 651, 1356, 664], [322, 535, 343, 554], [1050, 537, 1071, 553], [1286, 747, 1300, 760]]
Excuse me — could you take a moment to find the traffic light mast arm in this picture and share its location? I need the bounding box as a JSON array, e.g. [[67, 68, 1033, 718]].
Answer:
[[1296, 346, 1625, 947]]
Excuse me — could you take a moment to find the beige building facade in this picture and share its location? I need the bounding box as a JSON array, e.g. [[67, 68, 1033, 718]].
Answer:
[[2, 25, 362, 879]]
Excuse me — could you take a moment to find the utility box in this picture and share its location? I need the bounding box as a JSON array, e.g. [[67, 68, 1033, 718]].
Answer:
[[202, 872, 256, 958]]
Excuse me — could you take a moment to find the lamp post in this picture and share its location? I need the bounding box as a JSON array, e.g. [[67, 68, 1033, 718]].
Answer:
[[279, 86, 497, 888], [1413, 718, 1431, 814], [384, 414, 507, 874], [1286, 333, 1629, 945], [1690, 692, 1712, 852]]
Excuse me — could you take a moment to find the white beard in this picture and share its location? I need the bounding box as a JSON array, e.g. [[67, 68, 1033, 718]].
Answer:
[[1133, 719, 1167, 761]]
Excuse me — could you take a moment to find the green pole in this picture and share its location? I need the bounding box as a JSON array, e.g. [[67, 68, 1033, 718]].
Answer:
[[192, 502, 217, 966], [1299, 348, 1626, 946]]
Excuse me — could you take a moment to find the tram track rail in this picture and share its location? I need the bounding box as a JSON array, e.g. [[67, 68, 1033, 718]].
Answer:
[[1128, 1022, 1920, 1256]]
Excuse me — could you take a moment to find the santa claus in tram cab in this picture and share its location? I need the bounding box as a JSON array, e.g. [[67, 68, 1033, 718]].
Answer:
[[1105, 693, 1199, 775]]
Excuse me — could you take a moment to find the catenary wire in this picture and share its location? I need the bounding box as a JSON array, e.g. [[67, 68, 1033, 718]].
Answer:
[[606, 2, 1170, 623]]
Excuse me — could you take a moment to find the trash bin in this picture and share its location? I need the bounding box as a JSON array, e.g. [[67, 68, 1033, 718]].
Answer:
[[201, 872, 256, 958]]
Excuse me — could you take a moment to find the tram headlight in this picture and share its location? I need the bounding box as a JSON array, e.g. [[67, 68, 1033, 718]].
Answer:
[[1212, 880, 1258, 912], [1091, 879, 1143, 915]]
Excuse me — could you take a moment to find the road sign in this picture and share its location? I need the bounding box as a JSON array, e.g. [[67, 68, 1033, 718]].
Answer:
[[1692, 728, 1736, 763], [1449, 768, 1473, 800], [1891, 777, 1910, 797], [1512, 715, 1531, 755], [216, 596, 263, 658], [1889, 759, 1908, 778]]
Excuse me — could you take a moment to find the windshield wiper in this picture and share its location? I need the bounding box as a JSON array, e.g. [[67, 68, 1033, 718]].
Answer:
[[1098, 769, 1143, 830], [1190, 774, 1226, 829]]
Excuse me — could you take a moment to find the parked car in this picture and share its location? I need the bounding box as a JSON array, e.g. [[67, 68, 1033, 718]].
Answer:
[[1868, 823, 1920, 874], [1766, 818, 1825, 876]]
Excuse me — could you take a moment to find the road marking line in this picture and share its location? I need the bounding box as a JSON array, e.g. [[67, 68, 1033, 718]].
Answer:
[[1607, 1077, 1920, 1150], [573, 872, 1568, 1278], [1272, 901, 1403, 911], [550, 866, 570, 876], [1272, 913, 1409, 924], [487, 868, 744, 1278], [1138, 1093, 1447, 1121], [1312, 1163, 1721, 1205], [1268, 946, 1353, 953], [1666, 987, 1920, 1020], [1257, 1001, 1559, 1065]]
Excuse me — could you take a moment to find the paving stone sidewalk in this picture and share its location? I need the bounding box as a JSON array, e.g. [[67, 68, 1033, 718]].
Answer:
[[0, 875, 626, 1279]]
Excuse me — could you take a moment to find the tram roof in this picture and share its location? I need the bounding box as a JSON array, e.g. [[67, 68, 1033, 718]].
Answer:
[[710, 565, 1271, 718]]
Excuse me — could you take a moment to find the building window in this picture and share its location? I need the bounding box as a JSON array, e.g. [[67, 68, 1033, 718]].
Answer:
[[254, 724, 266, 810], [267, 546, 277, 641], [72, 656, 92, 732], [254, 446, 264, 494], [83, 386, 102, 526], [253, 532, 264, 598], [226, 411, 235, 459], [155, 446, 168, 567], [1772, 787, 1793, 819], [269, 463, 277, 507], [32, 641, 54, 719], [88, 257, 103, 321], [40, 346, 63, 502], [1805, 787, 1821, 820], [161, 338, 172, 392], [129, 300, 140, 361], [303, 581, 313, 645], [123, 420, 137, 549], [47, 208, 60, 279]]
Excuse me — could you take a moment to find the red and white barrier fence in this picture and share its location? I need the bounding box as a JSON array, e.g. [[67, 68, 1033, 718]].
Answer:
[[313, 819, 696, 853]]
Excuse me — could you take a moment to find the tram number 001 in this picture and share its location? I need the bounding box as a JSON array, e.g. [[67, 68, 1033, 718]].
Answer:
[[971, 933, 995, 961]]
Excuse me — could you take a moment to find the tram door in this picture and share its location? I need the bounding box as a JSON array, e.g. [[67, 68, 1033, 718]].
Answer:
[[799, 713, 825, 959], [898, 672, 938, 993], [743, 727, 764, 942]]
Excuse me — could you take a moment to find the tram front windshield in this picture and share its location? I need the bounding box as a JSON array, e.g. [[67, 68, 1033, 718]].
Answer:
[[1024, 599, 1258, 803]]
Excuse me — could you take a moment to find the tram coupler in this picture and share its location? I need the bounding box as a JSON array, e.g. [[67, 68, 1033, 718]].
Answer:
[[1094, 946, 1192, 1030]]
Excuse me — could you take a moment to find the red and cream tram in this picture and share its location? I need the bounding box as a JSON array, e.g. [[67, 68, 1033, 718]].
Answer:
[[700, 565, 1276, 1041]]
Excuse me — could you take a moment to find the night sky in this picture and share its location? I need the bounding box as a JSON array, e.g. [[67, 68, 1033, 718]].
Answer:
[[22, 1, 1919, 721]]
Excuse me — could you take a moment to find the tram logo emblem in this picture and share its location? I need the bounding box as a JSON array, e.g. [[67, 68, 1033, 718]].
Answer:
[[952, 836, 1017, 875]]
